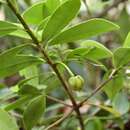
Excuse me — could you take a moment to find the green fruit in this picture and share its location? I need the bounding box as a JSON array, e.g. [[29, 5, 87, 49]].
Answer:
[[68, 75, 84, 91]]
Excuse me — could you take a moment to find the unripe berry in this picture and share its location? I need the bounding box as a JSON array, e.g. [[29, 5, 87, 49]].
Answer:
[[68, 75, 84, 91]]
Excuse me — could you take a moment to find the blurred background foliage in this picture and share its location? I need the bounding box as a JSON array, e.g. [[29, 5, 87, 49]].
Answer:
[[0, 0, 130, 130]]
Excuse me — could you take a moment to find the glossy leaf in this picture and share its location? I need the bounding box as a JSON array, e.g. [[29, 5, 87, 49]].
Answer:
[[46, 0, 61, 14], [0, 109, 18, 130], [104, 72, 123, 100], [36, 16, 50, 31], [23, 95, 46, 130], [67, 40, 112, 60], [19, 72, 59, 94], [97, 104, 121, 117], [123, 32, 130, 47], [85, 119, 103, 130], [23, 0, 60, 25], [0, 44, 44, 77], [42, 0, 81, 41], [4, 95, 32, 111], [38, 72, 60, 93], [19, 85, 41, 96], [20, 65, 39, 86], [9, 29, 31, 39], [116, 9, 130, 42], [0, 21, 18, 36], [113, 47, 130, 68], [90, 102, 121, 117], [22, 2, 47, 24], [112, 92, 130, 115], [49, 18, 119, 45], [0, 44, 28, 57]]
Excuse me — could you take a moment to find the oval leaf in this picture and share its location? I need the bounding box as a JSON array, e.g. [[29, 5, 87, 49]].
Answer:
[[23, 95, 46, 130], [9, 29, 30, 39], [67, 40, 112, 60], [0, 21, 18, 36], [97, 104, 120, 117], [49, 18, 119, 45], [123, 32, 130, 47], [112, 92, 130, 115], [46, 0, 61, 14], [36, 16, 50, 31], [0, 44, 44, 77], [89, 102, 121, 117], [4, 95, 32, 111], [0, 55, 44, 77], [23, 0, 61, 25], [103, 72, 124, 100], [20, 65, 39, 86], [113, 47, 130, 68], [22, 2, 47, 24], [42, 0, 81, 41], [0, 109, 18, 130]]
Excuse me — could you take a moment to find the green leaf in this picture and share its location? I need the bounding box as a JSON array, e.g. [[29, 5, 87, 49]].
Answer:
[[112, 91, 130, 115], [22, 0, 61, 25], [67, 40, 112, 60], [18, 72, 58, 94], [0, 109, 18, 130], [97, 104, 121, 117], [123, 32, 130, 47], [0, 55, 43, 78], [116, 9, 130, 42], [36, 16, 50, 31], [85, 119, 103, 130], [22, 2, 47, 24], [39, 72, 60, 93], [89, 102, 121, 117], [4, 95, 32, 111], [49, 18, 119, 45], [23, 95, 46, 130], [19, 85, 41, 96], [45, 0, 61, 14], [113, 47, 130, 68], [9, 29, 31, 39], [20, 65, 39, 86], [0, 44, 44, 77], [0, 21, 18, 36], [42, 0, 81, 41], [103, 72, 123, 100]]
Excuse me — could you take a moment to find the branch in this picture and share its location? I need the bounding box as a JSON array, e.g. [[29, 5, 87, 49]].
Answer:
[[78, 70, 117, 107], [44, 109, 73, 130], [46, 95, 72, 108], [95, 0, 127, 18], [6, 0, 84, 129]]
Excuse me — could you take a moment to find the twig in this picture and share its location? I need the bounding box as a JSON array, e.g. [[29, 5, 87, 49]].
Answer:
[[46, 95, 72, 108], [95, 0, 127, 18], [79, 68, 126, 107], [79, 77, 113, 107], [78, 71, 117, 107], [6, 0, 84, 129], [44, 109, 73, 130]]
